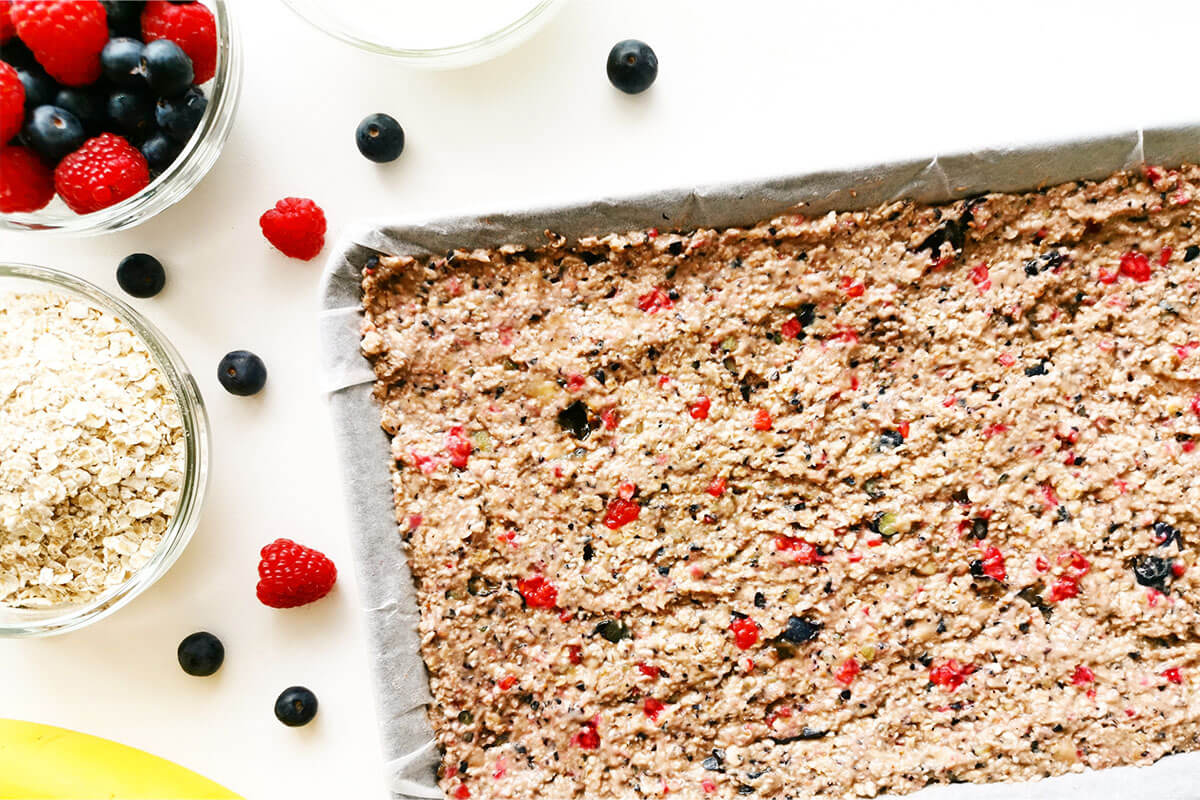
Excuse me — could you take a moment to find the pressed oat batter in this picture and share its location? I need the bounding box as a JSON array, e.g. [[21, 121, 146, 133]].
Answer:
[[360, 164, 1200, 800]]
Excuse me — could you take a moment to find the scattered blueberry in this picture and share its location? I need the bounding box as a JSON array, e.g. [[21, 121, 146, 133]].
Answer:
[[556, 400, 590, 439], [102, 0, 146, 37], [274, 686, 318, 727], [116, 253, 166, 298], [355, 113, 405, 163], [1133, 555, 1172, 591], [141, 39, 193, 97], [100, 37, 147, 88], [54, 87, 109, 133], [874, 429, 905, 451], [779, 615, 821, 644], [141, 131, 184, 173], [155, 86, 207, 142], [23, 106, 86, 163], [606, 39, 658, 94], [17, 67, 58, 111], [107, 89, 156, 140], [218, 350, 267, 396], [177, 631, 224, 677]]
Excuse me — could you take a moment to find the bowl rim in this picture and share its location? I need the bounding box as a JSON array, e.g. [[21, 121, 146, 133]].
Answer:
[[0, 0, 243, 235], [279, 0, 562, 66], [0, 263, 210, 637]]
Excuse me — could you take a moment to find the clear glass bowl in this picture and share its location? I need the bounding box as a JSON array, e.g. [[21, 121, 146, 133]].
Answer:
[[281, 0, 564, 69], [0, 1, 241, 235], [0, 264, 210, 637]]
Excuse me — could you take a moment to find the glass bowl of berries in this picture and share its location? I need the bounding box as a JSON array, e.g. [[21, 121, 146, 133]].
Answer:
[[0, 0, 240, 234]]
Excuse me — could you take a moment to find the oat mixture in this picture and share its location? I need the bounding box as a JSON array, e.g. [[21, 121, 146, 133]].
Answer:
[[0, 291, 185, 607], [360, 164, 1200, 800]]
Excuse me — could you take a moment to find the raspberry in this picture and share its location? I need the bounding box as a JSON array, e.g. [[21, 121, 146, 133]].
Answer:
[[834, 657, 860, 686], [141, 0, 217, 83], [753, 408, 772, 431], [445, 425, 472, 469], [259, 197, 327, 261], [515, 575, 557, 609], [928, 659, 974, 691], [636, 287, 673, 313], [0, 145, 54, 212], [0, 60, 23, 144], [54, 133, 149, 214], [256, 538, 338, 608], [688, 396, 710, 420], [729, 617, 759, 650], [1071, 665, 1095, 686], [602, 496, 640, 529], [0, 1, 14, 44], [9, 1, 108, 86]]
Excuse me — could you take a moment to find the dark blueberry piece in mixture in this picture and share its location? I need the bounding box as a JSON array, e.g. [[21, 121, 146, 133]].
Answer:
[[23, 106, 86, 163], [1024, 360, 1048, 377], [702, 756, 723, 772], [593, 619, 631, 643], [140, 131, 184, 173], [116, 253, 166, 298], [355, 113, 405, 163], [874, 429, 905, 451], [141, 39, 194, 97], [54, 86, 108, 133], [969, 559, 985, 578], [606, 39, 658, 94], [101, 37, 147, 88], [177, 631, 224, 676], [17, 67, 58, 111], [218, 351, 267, 396], [556, 400, 590, 439], [107, 89, 156, 140], [753, 591, 766, 608], [970, 517, 989, 539], [1185, 245, 1200, 263], [780, 615, 820, 644], [155, 86, 207, 142], [274, 686, 318, 727], [1153, 521, 1183, 549], [102, 1, 146, 37], [1133, 555, 1172, 590]]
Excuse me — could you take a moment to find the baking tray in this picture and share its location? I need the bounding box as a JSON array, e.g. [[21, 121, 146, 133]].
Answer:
[[318, 124, 1200, 800]]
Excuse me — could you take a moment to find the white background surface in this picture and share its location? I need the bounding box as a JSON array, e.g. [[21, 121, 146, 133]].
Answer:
[[2, 1, 1200, 797]]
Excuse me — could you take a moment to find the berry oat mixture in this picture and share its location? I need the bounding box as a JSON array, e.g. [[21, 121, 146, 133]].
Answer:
[[0, 291, 185, 607], [360, 165, 1200, 799]]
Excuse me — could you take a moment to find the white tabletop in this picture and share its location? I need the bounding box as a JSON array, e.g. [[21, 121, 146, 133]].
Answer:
[[2, 1, 1198, 796]]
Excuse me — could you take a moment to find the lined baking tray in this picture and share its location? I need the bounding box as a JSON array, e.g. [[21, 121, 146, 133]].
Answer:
[[318, 125, 1200, 800]]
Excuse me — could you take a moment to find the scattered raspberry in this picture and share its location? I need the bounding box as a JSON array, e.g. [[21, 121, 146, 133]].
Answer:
[[566, 644, 583, 664], [839, 276, 865, 297], [781, 316, 802, 339], [255, 538, 338, 608], [929, 659, 974, 691], [0, 60, 23, 144], [637, 662, 660, 679], [0, 1, 13, 44], [688, 396, 711, 420], [706, 476, 726, 497], [453, 785, 470, 800], [980, 546, 1006, 581], [637, 287, 673, 313], [969, 262, 991, 290], [603, 490, 640, 529], [0, 145, 54, 213], [1159, 246, 1173, 266], [753, 408, 772, 431], [445, 425, 472, 469], [141, 0, 217, 83], [897, 421, 910, 439], [729, 617, 759, 650], [497, 675, 517, 691], [1048, 576, 1079, 602], [774, 535, 822, 564], [516, 575, 557, 609], [9, 0, 108, 86], [572, 719, 600, 750], [1118, 250, 1152, 282], [53, 133, 149, 214], [1071, 665, 1095, 686], [259, 197, 326, 260], [1163, 667, 1183, 684], [642, 697, 665, 721], [834, 657, 860, 685]]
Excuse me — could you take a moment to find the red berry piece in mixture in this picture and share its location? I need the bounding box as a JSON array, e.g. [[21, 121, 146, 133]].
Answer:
[[572, 719, 600, 749], [753, 408, 772, 431], [445, 425, 472, 469], [929, 659, 974, 691], [54, 133, 149, 213], [1071, 665, 1095, 686], [516, 575, 557, 609], [10, 0, 108, 86], [259, 197, 327, 261], [141, 0, 217, 83], [729, 617, 759, 650], [774, 535, 822, 564], [256, 538, 338, 609], [602, 488, 640, 530], [642, 697, 665, 721], [637, 287, 673, 313], [834, 658, 860, 686], [1118, 250, 1152, 282], [706, 476, 726, 497], [688, 396, 710, 420], [0, 60, 23, 144], [969, 546, 1006, 582], [0, 145, 54, 212]]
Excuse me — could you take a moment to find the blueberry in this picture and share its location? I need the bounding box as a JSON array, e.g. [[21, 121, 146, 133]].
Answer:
[[177, 631, 224, 677], [107, 89, 155, 140], [140, 131, 184, 173], [141, 39, 193, 97], [274, 686, 318, 727], [23, 106, 86, 163], [555, 400, 590, 439], [874, 429, 905, 451], [779, 615, 820, 644], [17, 68, 58, 111], [100, 37, 146, 88], [102, 1, 146, 37], [116, 253, 166, 298], [1133, 555, 1172, 590], [606, 39, 658, 94], [155, 86, 207, 142], [355, 113, 405, 163], [54, 87, 108, 133], [218, 350, 267, 396]]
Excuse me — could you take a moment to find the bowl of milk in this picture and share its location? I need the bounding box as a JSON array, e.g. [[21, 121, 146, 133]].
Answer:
[[282, 0, 565, 68]]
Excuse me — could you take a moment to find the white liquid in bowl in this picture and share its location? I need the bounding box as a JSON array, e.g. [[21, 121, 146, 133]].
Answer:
[[310, 0, 547, 50]]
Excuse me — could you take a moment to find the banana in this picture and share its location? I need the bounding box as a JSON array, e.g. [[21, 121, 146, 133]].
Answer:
[[0, 719, 241, 800]]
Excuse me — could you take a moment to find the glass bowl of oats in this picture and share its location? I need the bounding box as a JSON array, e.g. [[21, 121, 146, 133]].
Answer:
[[0, 264, 209, 637]]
